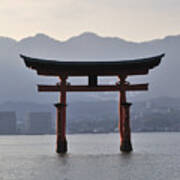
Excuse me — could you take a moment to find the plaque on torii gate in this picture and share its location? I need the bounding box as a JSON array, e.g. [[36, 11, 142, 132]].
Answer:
[[21, 53, 164, 153]]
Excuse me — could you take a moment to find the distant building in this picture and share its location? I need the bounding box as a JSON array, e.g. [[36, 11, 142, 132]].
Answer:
[[0, 112, 16, 134], [25, 112, 52, 134]]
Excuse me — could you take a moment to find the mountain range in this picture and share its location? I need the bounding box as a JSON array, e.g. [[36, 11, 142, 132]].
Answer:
[[0, 32, 179, 104]]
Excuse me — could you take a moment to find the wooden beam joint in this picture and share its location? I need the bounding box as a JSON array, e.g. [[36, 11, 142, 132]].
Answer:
[[88, 75, 97, 87]]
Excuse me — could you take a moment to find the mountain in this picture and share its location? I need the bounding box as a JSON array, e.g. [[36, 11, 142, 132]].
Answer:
[[0, 32, 179, 104]]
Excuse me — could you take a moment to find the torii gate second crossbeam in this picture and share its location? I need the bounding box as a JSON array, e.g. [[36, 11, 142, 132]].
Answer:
[[21, 54, 164, 154]]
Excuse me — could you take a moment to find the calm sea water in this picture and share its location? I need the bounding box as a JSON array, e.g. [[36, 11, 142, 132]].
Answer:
[[0, 133, 180, 180]]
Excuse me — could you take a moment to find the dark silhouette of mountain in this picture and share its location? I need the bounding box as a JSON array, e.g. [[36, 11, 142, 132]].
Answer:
[[0, 32, 179, 104]]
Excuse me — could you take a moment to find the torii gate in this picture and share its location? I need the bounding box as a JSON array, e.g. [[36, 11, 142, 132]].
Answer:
[[21, 54, 164, 154]]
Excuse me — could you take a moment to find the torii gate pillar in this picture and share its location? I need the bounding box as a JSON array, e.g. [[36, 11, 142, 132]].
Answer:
[[120, 102, 132, 152], [54, 76, 68, 153], [118, 76, 133, 152]]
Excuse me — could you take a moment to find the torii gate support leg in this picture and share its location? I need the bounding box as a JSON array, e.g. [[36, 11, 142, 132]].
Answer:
[[120, 102, 133, 152], [54, 76, 68, 154], [119, 90, 126, 150], [118, 76, 132, 152], [54, 103, 67, 153]]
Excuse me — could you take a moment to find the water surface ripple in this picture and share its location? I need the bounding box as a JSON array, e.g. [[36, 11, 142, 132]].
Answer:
[[0, 133, 179, 180]]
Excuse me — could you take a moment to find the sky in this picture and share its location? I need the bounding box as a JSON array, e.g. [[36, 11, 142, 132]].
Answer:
[[1, 0, 180, 42]]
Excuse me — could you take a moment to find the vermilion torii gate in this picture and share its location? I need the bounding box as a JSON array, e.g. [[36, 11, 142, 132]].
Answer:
[[21, 54, 164, 153]]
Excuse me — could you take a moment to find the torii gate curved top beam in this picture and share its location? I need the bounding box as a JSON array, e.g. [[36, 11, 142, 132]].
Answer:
[[20, 53, 165, 154], [20, 54, 164, 76]]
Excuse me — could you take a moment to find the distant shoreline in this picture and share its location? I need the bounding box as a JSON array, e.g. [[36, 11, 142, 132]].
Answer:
[[0, 130, 180, 136]]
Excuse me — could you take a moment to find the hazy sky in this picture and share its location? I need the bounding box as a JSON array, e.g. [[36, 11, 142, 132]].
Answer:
[[1, 0, 180, 42]]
